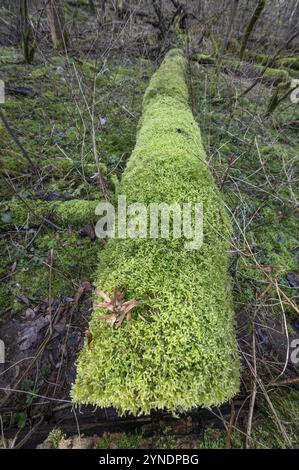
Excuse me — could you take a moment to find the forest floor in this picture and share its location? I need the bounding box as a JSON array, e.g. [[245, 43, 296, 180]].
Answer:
[[0, 11, 299, 449]]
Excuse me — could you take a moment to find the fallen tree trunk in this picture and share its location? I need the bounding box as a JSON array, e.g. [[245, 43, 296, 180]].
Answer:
[[239, 0, 266, 61], [5, 400, 247, 448], [244, 50, 299, 74], [193, 53, 291, 85], [72, 49, 240, 416]]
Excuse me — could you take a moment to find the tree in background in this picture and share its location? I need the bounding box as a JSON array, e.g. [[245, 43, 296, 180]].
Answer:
[[46, 0, 69, 50], [239, 0, 267, 60], [222, 0, 239, 52], [88, 0, 96, 15], [20, 0, 35, 63]]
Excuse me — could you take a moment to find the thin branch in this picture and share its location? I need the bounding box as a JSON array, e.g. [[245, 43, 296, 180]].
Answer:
[[0, 107, 37, 172]]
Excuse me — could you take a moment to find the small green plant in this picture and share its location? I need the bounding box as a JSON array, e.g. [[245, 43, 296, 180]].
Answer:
[[48, 428, 64, 449], [197, 428, 225, 449], [96, 432, 144, 449]]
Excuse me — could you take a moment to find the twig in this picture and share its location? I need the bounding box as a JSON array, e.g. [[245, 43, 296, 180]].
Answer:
[[246, 331, 257, 448], [225, 401, 235, 448], [0, 107, 37, 172], [271, 377, 299, 386], [0, 414, 6, 449], [48, 249, 54, 336]]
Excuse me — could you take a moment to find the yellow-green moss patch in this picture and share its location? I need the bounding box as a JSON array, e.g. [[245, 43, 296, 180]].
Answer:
[[72, 49, 240, 415]]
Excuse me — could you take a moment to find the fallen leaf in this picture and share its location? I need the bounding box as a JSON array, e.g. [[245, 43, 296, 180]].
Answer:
[[74, 281, 92, 304], [16, 294, 30, 306], [84, 330, 93, 349], [1, 211, 11, 223], [56, 66, 65, 74], [17, 315, 50, 351], [25, 308, 36, 320], [96, 289, 140, 329]]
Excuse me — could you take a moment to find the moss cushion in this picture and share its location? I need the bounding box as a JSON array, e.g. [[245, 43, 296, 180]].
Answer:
[[72, 48, 240, 415]]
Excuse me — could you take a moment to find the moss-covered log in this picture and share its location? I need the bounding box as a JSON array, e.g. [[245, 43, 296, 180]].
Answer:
[[72, 49, 240, 415], [245, 49, 299, 72], [0, 199, 99, 228], [275, 57, 299, 72], [194, 53, 290, 85]]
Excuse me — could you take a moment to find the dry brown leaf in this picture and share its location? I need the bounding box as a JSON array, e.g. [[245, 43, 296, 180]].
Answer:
[[95, 289, 140, 329], [74, 281, 92, 304]]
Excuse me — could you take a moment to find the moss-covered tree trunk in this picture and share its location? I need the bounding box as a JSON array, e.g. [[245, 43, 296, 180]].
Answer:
[[46, 0, 69, 50], [88, 0, 96, 15], [72, 49, 240, 415]]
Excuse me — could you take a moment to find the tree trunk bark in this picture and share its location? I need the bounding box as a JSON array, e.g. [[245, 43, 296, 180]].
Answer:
[[222, 0, 239, 52], [19, 0, 35, 63], [46, 0, 69, 50], [239, 0, 266, 60], [88, 0, 96, 15]]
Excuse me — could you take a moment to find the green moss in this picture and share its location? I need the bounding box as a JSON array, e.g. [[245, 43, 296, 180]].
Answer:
[[96, 432, 145, 449], [0, 46, 23, 64], [244, 50, 270, 66], [251, 389, 299, 448], [193, 53, 217, 65], [1, 199, 100, 228], [48, 428, 64, 449], [10, 232, 98, 305], [54, 199, 99, 225], [236, 207, 298, 306], [72, 49, 240, 415], [245, 50, 299, 72], [243, 50, 299, 78], [197, 428, 225, 449], [253, 208, 297, 272], [257, 65, 290, 84], [275, 57, 299, 71], [194, 53, 290, 84], [31, 66, 53, 79], [0, 198, 101, 310], [0, 53, 153, 314]]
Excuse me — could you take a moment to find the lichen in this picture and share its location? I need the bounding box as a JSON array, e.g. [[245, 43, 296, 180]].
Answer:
[[72, 49, 240, 415]]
